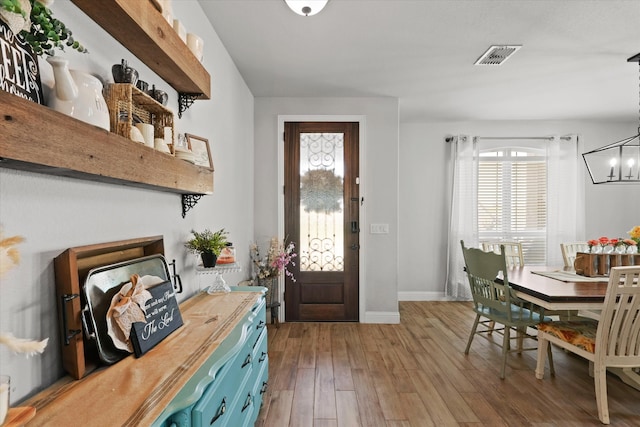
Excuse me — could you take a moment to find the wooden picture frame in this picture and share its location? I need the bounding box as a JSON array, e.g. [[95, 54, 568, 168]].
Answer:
[[185, 133, 213, 170]]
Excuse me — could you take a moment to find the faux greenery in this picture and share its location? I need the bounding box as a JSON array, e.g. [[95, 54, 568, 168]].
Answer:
[[0, 0, 87, 56], [185, 228, 229, 256]]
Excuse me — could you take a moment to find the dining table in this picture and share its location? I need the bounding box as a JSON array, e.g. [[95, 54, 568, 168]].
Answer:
[[506, 265, 608, 311], [504, 265, 640, 391]]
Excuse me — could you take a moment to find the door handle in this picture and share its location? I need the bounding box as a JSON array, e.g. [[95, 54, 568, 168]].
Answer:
[[351, 221, 359, 233], [350, 244, 360, 250]]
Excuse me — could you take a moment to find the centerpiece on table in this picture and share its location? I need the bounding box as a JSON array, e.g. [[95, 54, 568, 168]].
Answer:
[[185, 228, 229, 268], [587, 232, 638, 255], [579, 228, 639, 277]]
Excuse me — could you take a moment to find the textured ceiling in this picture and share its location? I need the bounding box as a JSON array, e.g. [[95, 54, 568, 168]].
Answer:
[[198, 0, 640, 123]]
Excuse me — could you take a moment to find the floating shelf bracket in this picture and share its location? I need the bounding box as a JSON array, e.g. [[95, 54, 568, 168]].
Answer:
[[182, 194, 204, 218], [178, 93, 202, 118]]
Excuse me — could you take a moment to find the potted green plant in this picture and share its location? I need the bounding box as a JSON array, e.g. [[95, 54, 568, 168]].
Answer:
[[0, 0, 87, 56], [185, 228, 228, 268]]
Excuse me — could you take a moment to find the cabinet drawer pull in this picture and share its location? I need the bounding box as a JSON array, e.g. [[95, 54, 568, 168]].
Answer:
[[260, 381, 269, 395], [256, 320, 265, 330], [241, 354, 252, 368], [259, 352, 267, 363], [241, 392, 252, 412], [210, 397, 226, 425]]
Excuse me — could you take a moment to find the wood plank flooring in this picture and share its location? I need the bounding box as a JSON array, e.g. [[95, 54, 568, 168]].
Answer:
[[256, 301, 640, 426]]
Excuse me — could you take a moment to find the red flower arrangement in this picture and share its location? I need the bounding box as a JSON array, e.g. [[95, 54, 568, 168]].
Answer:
[[587, 233, 638, 254]]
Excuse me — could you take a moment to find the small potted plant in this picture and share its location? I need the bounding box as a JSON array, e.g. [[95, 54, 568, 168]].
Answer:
[[185, 228, 228, 268]]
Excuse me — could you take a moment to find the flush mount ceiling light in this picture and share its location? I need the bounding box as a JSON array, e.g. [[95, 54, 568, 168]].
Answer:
[[582, 53, 640, 184], [284, 0, 328, 16], [474, 45, 522, 66]]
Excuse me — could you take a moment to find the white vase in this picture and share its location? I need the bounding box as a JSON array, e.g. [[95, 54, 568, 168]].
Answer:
[[46, 56, 110, 131]]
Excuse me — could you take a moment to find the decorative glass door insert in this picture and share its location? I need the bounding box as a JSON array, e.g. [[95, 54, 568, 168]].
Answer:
[[299, 132, 345, 272]]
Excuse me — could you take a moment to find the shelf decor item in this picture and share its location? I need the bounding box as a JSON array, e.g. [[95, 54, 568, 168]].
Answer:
[[46, 55, 110, 131], [185, 134, 213, 169], [185, 228, 229, 268], [0, 0, 87, 56], [103, 83, 174, 150], [0, 19, 43, 104]]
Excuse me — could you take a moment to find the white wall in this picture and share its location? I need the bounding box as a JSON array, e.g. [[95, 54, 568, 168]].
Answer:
[[398, 120, 640, 300], [254, 97, 400, 323], [0, 1, 254, 403]]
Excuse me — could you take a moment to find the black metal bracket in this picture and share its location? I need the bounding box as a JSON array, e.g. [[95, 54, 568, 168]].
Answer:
[[182, 194, 204, 218], [177, 93, 202, 118]]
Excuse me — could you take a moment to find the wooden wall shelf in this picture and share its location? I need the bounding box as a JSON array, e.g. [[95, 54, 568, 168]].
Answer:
[[71, 0, 211, 100], [0, 92, 213, 195]]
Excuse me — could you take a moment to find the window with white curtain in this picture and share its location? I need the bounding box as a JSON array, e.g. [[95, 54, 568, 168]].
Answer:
[[478, 147, 547, 264], [446, 134, 583, 300]]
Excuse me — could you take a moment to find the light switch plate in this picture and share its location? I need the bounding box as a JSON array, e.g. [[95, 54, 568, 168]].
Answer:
[[370, 223, 389, 234]]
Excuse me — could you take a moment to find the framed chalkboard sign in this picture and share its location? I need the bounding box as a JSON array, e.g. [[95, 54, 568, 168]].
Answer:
[[130, 281, 183, 357], [0, 19, 44, 104]]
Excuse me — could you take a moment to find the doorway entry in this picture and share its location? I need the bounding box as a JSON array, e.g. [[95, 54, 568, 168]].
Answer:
[[284, 122, 360, 321]]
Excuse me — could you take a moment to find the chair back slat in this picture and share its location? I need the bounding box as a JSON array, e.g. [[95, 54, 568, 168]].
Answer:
[[482, 242, 525, 267], [597, 266, 640, 359]]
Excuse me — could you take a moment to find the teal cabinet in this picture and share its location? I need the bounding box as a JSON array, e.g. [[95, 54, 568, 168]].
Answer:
[[155, 287, 268, 427]]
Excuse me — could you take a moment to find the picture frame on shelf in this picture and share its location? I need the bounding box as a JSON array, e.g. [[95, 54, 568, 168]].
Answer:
[[185, 133, 213, 170]]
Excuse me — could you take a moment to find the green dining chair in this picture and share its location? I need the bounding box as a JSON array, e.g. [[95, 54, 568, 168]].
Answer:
[[460, 240, 554, 379]]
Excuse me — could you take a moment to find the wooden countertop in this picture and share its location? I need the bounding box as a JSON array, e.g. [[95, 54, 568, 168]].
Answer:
[[22, 291, 261, 426]]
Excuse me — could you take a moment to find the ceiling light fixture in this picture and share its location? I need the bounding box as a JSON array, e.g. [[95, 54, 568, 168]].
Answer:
[[284, 0, 328, 16], [582, 53, 640, 184]]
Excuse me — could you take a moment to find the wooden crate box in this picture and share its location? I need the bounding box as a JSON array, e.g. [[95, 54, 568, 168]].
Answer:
[[104, 83, 174, 152]]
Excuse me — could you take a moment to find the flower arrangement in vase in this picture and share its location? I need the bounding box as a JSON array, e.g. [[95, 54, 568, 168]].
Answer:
[[250, 238, 297, 282], [587, 232, 638, 255]]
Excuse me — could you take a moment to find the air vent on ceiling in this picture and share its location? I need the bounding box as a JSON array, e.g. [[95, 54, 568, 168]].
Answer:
[[474, 45, 522, 66]]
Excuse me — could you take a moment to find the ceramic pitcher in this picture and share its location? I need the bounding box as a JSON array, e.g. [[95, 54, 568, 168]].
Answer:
[[46, 56, 110, 131]]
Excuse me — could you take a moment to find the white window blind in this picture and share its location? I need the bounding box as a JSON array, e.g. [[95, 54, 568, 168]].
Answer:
[[478, 148, 547, 265]]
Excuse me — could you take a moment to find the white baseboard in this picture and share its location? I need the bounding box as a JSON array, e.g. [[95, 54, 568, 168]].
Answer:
[[362, 311, 400, 324], [398, 291, 454, 301]]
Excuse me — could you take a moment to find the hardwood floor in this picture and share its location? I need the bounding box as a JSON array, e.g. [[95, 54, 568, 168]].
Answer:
[[256, 301, 640, 426]]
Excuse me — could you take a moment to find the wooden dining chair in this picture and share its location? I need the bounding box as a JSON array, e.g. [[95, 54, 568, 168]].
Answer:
[[535, 266, 640, 424], [560, 242, 589, 269], [481, 241, 526, 334], [460, 240, 553, 379], [482, 241, 525, 267]]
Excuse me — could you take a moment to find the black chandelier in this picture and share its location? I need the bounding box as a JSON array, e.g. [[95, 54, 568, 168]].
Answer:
[[582, 53, 640, 184]]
